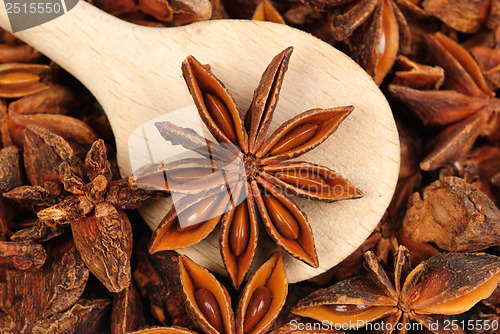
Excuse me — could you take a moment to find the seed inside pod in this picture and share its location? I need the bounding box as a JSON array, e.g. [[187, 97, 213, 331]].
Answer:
[[274, 169, 328, 190], [269, 123, 317, 155], [195, 288, 224, 333], [229, 201, 249, 256], [0, 71, 40, 89], [328, 304, 372, 315], [204, 93, 237, 143], [178, 193, 222, 230], [262, 194, 299, 239], [243, 286, 272, 333], [169, 167, 216, 183]]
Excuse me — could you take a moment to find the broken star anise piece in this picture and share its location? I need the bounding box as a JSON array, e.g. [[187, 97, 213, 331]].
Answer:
[[5, 137, 161, 293], [147, 47, 363, 289], [292, 246, 500, 333]]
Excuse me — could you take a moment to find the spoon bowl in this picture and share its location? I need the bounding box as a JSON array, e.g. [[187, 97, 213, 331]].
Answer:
[[0, 1, 399, 282]]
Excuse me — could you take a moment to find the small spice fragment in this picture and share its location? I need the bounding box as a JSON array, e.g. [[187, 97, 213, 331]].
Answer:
[[293, 246, 500, 332], [403, 176, 500, 251]]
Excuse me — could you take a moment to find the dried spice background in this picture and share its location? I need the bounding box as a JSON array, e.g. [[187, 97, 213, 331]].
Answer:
[[1, 0, 500, 333]]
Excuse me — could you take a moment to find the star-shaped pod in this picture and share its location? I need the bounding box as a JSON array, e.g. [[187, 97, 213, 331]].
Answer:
[[145, 47, 363, 288], [293, 246, 500, 333]]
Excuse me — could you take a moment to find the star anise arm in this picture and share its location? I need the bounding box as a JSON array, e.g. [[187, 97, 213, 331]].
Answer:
[[37, 195, 94, 224], [71, 203, 132, 293], [235, 252, 287, 334], [262, 161, 363, 202], [106, 178, 162, 209], [292, 277, 398, 329], [220, 182, 258, 289], [388, 86, 490, 127], [149, 186, 232, 253], [393, 246, 412, 296], [426, 32, 493, 97], [182, 55, 248, 151], [256, 106, 353, 164], [3, 183, 60, 206], [420, 112, 487, 171], [245, 47, 292, 153], [155, 121, 234, 162], [251, 177, 318, 267], [179, 255, 235, 334], [84, 139, 113, 182], [58, 161, 85, 195], [364, 251, 398, 301], [330, 0, 378, 41], [401, 252, 500, 316]]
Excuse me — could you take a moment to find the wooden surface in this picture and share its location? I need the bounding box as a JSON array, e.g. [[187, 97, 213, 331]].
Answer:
[[0, 1, 400, 283]]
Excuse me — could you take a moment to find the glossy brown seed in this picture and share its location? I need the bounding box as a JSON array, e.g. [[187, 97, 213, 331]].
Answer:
[[0, 71, 39, 89], [195, 288, 224, 333], [0, 63, 51, 97], [243, 286, 272, 333], [169, 167, 215, 183], [178, 193, 222, 230], [269, 123, 317, 156], [262, 194, 299, 239], [229, 201, 249, 256], [274, 170, 328, 190], [204, 93, 237, 143]]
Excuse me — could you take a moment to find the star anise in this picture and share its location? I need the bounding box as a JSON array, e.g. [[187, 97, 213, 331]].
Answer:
[[293, 246, 500, 333], [129, 252, 287, 334], [145, 47, 363, 289], [301, 0, 412, 84], [389, 32, 500, 171], [4, 130, 160, 292]]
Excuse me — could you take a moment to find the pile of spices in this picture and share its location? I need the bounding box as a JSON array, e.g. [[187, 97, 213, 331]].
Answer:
[[0, 0, 500, 333]]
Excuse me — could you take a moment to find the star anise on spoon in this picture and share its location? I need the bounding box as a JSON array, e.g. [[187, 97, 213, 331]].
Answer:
[[144, 47, 363, 289]]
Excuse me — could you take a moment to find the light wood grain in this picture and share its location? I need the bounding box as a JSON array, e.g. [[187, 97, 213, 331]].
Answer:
[[0, 1, 400, 282]]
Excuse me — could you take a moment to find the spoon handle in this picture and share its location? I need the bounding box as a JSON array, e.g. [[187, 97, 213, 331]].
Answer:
[[0, 1, 136, 91]]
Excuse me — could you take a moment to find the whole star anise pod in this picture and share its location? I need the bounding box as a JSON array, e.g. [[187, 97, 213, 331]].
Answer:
[[293, 246, 500, 333], [145, 47, 363, 289], [5, 135, 160, 292], [390, 32, 500, 171]]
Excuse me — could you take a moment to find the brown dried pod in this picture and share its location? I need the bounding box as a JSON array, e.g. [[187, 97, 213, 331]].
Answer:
[[20, 124, 82, 186], [149, 48, 362, 288], [0, 44, 40, 64], [8, 110, 98, 156], [393, 55, 444, 90], [0, 240, 46, 271], [0, 63, 51, 98], [251, 1, 285, 24], [179, 255, 235, 334], [422, 0, 490, 33], [293, 246, 500, 332], [111, 283, 147, 334], [138, 0, 212, 25], [235, 252, 287, 334], [389, 32, 500, 171], [8, 84, 88, 116], [403, 176, 500, 252], [72, 204, 133, 293], [31, 299, 111, 334], [0, 237, 89, 332], [470, 45, 500, 91], [0, 145, 22, 191]]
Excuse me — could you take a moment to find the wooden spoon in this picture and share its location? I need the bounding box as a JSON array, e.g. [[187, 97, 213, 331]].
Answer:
[[0, 1, 399, 282]]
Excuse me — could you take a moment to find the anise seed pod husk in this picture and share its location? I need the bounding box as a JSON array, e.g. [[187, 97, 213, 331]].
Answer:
[[0, 63, 51, 98], [235, 252, 287, 334], [179, 255, 235, 334]]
